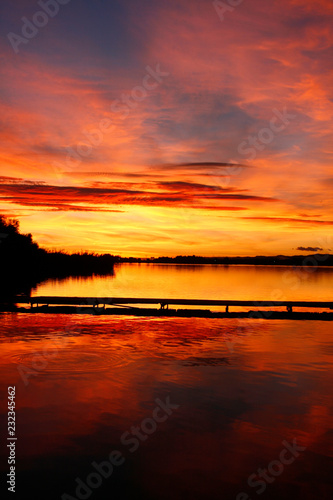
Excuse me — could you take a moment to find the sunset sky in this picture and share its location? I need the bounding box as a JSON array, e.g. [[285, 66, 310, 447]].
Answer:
[[0, 0, 332, 256]]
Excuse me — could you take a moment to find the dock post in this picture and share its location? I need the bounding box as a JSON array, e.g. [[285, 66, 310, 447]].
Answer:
[[226, 305, 229, 313], [287, 305, 293, 313]]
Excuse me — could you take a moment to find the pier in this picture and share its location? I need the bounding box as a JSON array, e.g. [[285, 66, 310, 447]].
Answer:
[[2, 296, 332, 320]]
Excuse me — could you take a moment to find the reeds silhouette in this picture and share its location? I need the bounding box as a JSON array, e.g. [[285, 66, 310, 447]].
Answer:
[[0, 215, 116, 303]]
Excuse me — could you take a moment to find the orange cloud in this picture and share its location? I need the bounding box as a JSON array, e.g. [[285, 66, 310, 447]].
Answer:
[[0, 0, 332, 255]]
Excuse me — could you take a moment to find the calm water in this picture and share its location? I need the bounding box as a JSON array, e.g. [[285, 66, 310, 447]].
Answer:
[[1, 265, 333, 499], [33, 263, 333, 302]]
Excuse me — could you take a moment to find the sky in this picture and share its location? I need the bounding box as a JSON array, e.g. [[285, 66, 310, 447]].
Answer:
[[0, 0, 332, 256]]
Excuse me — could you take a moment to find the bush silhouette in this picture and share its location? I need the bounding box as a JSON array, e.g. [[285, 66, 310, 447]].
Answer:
[[0, 215, 116, 303]]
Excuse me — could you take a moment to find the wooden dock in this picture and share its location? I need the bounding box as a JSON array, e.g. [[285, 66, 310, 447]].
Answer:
[[12, 297, 333, 314]]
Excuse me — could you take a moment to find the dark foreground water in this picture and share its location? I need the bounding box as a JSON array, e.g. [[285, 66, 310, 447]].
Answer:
[[0, 311, 332, 500]]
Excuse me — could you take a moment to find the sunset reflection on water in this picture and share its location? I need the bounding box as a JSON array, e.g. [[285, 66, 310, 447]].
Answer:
[[1, 310, 332, 499], [33, 264, 333, 303]]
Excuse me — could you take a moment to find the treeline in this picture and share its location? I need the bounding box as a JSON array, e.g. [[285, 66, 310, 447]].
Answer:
[[0, 215, 117, 302], [120, 254, 333, 266]]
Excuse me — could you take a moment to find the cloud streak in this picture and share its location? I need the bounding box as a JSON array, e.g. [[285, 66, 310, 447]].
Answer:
[[0, 178, 279, 212]]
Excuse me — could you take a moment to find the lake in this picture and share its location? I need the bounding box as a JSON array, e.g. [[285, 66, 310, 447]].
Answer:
[[1, 265, 332, 499], [33, 263, 333, 302]]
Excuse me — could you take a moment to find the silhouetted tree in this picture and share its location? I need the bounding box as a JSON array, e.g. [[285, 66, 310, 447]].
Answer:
[[0, 215, 117, 304]]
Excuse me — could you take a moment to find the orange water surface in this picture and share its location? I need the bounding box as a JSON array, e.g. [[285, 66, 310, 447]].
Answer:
[[0, 306, 332, 499]]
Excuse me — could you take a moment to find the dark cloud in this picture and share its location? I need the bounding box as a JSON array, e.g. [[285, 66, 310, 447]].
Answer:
[[286, 13, 327, 31], [66, 172, 160, 178], [297, 246, 323, 252], [244, 217, 333, 225], [156, 181, 242, 192], [153, 162, 251, 171], [0, 176, 45, 185], [196, 206, 246, 211], [0, 178, 277, 212]]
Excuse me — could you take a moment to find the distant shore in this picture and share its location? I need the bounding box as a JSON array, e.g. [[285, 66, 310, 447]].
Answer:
[[116, 254, 333, 266]]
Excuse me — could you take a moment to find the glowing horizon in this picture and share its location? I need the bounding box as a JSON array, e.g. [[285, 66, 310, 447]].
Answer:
[[1, 0, 332, 256]]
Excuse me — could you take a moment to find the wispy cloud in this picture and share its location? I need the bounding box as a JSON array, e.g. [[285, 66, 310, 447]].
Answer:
[[243, 217, 333, 226], [0, 0, 332, 254], [0, 178, 278, 212]]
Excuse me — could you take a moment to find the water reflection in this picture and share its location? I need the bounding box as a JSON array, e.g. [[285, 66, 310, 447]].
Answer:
[[0, 314, 332, 499], [34, 263, 333, 302]]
